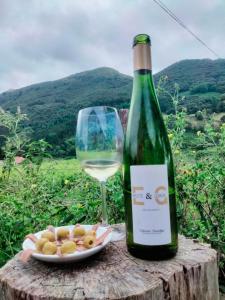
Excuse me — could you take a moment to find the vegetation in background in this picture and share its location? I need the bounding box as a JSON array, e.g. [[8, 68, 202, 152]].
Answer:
[[0, 76, 224, 291], [158, 80, 225, 291], [0, 67, 132, 157], [0, 107, 28, 179], [0, 59, 225, 156]]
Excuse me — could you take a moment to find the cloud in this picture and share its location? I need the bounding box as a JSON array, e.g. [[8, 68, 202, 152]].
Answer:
[[0, 0, 224, 92]]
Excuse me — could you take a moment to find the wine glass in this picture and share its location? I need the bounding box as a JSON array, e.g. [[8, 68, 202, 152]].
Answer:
[[75, 106, 124, 232]]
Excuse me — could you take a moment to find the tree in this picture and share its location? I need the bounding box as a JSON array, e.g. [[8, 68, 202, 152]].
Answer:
[[190, 83, 208, 94]]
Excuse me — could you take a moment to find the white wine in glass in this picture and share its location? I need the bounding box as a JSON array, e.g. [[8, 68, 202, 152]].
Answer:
[[76, 106, 124, 230], [82, 159, 121, 182]]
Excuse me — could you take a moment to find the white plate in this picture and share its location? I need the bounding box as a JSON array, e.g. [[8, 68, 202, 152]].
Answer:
[[22, 225, 112, 263]]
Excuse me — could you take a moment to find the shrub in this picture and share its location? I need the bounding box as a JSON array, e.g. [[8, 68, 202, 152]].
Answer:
[[195, 110, 204, 120], [168, 108, 225, 290]]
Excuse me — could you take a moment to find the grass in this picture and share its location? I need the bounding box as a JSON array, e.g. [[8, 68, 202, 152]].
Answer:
[[40, 158, 79, 177], [0, 158, 88, 185]]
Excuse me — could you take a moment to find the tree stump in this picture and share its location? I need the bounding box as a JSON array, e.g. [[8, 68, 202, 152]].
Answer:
[[0, 224, 219, 300]]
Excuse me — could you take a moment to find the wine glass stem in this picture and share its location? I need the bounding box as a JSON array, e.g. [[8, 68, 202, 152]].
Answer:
[[100, 181, 108, 226]]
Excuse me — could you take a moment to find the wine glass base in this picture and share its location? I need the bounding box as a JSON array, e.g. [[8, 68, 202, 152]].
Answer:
[[111, 230, 125, 242], [99, 224, 125, 242]]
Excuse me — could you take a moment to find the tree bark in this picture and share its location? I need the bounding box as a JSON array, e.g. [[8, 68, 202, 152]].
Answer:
[[0, 224, 219, 300]]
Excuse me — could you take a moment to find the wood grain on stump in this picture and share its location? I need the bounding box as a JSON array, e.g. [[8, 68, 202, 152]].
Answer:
[[0, 224, 219, 300]]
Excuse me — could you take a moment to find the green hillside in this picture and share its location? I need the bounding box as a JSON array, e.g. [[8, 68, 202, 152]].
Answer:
[[154, 58, 225, 114], [0, 59, 225, 155], [0, 67, 132, 152]]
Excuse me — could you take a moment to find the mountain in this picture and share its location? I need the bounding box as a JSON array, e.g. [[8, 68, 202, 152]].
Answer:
[[154, 59, 225, 114], [0, 59, 225, 155], [155, 59, 225, 90], [0, 67, 132, 154]]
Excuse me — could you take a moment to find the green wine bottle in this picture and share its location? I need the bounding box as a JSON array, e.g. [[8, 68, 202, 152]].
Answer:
[[123, 34, 178, 259]]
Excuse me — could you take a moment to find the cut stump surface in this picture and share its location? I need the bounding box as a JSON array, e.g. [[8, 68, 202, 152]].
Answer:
[[0, 224, 219, 300]]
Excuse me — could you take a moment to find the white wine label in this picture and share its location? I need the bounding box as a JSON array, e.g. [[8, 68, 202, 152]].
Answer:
[[130, 165, 171, 245]]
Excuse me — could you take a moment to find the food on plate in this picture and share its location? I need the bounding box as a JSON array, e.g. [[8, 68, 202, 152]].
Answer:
[[73, 226, 86, 237], [61, 241, 77, 254], [21, 224, 112, 262], [35, 238, 48, 252], [42, 242, 57, 255], [95, 228, 112, 246], [86, 230, 96, 237], [83, 235, 96, 249], [41, 231, 55, 242], [57, 228, 70, 240]]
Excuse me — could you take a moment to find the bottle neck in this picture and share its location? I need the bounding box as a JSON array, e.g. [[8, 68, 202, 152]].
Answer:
[[133, 43, 152, 72], [132, 44, 158, 109]]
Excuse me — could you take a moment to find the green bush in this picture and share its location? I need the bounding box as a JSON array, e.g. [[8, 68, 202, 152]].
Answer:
[[195, 110, 204, 120], [166, 98, 225, 290]]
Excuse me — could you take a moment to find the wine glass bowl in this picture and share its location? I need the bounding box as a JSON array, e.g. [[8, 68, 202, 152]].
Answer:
[[76, 106, 124, 226]]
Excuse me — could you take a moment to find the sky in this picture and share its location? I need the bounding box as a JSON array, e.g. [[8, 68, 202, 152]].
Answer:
[[0, 0, 224, 92]]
